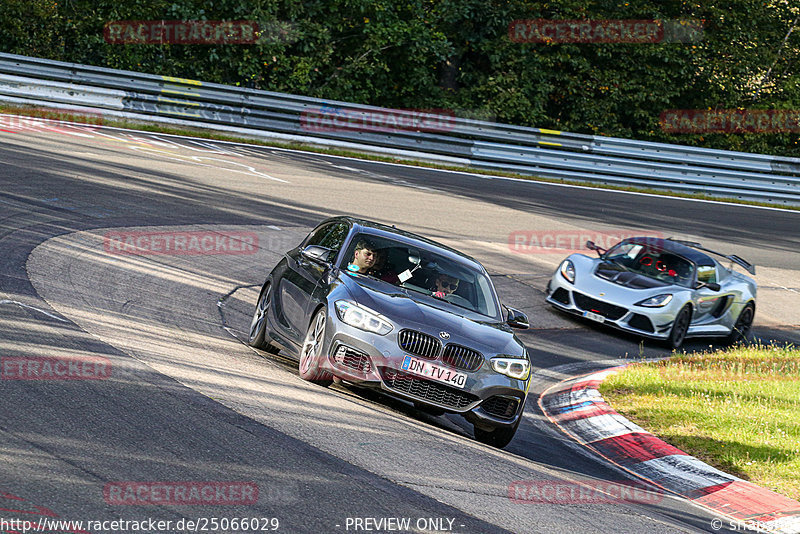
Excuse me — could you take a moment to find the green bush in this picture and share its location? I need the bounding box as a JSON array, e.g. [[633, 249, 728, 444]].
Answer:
[[2, 0, 799, 156]]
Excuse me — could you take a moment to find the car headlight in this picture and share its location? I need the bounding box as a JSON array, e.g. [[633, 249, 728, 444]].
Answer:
[[559, 260, 575, 284], [636, 294, 674, 307], [334, 300, 393, 335], [490, 357, 531, 380]]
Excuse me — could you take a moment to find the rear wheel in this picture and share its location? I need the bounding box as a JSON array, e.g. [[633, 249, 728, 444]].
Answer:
[[727, 303, 755, 345], [667, 306, 691, 349], [473, 417, 521, 449], [298, 309, 333, 387], [249, 283, 279, 353]]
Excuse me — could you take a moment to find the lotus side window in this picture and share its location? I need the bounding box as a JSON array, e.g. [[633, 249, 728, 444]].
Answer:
[[697, 265, 717, 284]]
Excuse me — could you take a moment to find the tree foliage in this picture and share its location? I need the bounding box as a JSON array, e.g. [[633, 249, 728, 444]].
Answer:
[[1, 0, 799, 155]]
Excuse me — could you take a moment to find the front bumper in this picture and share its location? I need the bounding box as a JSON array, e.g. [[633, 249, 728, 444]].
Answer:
[[318, 310, 528, 429], [545, 276, 679, 340]]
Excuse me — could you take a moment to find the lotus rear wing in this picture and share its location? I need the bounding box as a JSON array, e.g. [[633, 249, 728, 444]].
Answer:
[[667, 239, 756, 275]]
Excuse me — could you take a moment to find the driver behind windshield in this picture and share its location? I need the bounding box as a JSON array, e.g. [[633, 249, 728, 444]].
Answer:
[[606, 243, 694, 286], [431, 273, 459, 299]]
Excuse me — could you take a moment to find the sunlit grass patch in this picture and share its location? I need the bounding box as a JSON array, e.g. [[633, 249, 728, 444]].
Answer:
[[599, 343, 800, 500]]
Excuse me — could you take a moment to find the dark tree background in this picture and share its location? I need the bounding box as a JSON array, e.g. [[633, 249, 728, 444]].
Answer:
[[2, 0, 799, 155]]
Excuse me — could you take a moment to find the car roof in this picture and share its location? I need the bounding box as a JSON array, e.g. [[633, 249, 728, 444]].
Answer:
[[622, 237, 716, 267], [324, 216, 485, 270]]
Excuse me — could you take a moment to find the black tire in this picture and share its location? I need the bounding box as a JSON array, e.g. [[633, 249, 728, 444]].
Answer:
[[248, 283, 280, 353], [667, 305, 692, 349], [727, 303, 755, 345], [298, 309, 333, 387], [473, 417, 522, 449]]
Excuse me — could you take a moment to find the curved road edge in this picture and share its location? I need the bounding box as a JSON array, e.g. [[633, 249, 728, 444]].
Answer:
[[539, 367, 800, 534]]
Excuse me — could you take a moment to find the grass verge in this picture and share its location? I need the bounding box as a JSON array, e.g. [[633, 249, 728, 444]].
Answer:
[[2, 104, 798, 212], [599, 343, 800, 500]]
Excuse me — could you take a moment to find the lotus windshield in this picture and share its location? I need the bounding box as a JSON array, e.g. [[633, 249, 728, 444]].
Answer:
[[604, 242, 696, 287], [341, 234, 501, 318]]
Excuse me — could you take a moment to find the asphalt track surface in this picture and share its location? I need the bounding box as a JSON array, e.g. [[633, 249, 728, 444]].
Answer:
[[1, 119, 798, 534]]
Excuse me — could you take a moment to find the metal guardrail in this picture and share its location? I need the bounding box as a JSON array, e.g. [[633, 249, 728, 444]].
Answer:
[[1, 52, 798, 205]]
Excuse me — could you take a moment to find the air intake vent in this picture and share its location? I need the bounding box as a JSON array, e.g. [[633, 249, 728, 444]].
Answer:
[[381, 368, 478, 409], [573, 292, 628, 320], [333, 345, 372, 373], [481, 396, 520, 419]]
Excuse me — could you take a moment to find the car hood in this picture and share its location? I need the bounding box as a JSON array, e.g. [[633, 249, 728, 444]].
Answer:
[[594, 261, 670, 289], [339, 274, 524, 356]]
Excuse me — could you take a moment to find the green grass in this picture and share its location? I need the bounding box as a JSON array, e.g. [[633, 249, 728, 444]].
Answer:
[[600, 343, 800, 500], [2, 104, 798, 212]]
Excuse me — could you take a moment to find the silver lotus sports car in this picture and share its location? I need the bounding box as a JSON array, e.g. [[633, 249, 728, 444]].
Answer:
[[248, 217, 532, 448], [546, 237, 757, 348]]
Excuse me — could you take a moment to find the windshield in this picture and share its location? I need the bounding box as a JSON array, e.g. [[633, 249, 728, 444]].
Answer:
[[604, 242, 696, 288], [340, 233, 501, 319]]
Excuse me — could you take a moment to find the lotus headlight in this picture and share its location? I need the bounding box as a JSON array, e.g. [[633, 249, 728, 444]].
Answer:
[[334, 300, 393, 335], [491, 357, 531, 380], [559, 260, 576, 284], [636, 294, 674, 307]]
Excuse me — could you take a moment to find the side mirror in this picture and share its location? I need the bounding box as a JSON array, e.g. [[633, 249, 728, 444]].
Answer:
[[696, 281, 721, 291], [301, 245, 333, 264], [505, 306, 529, 329]]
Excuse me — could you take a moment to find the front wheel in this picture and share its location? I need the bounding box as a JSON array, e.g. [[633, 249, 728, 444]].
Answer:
[[667, 306, 691, 349], [298, 309, 333, 387], [249, 283, 279, 353], [727, 303, 755, 345]]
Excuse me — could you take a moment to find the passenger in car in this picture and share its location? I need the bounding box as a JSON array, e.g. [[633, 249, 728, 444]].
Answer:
[[348, 239, 400, 284], [348, 239, 379, 273]]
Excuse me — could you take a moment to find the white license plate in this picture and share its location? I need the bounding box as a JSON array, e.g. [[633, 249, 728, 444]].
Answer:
[[582, 310, 606, 323], [401, 356, 467, 389]]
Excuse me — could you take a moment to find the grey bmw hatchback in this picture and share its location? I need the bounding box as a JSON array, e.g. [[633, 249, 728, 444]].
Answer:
[[249, 217, 531, 448]]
